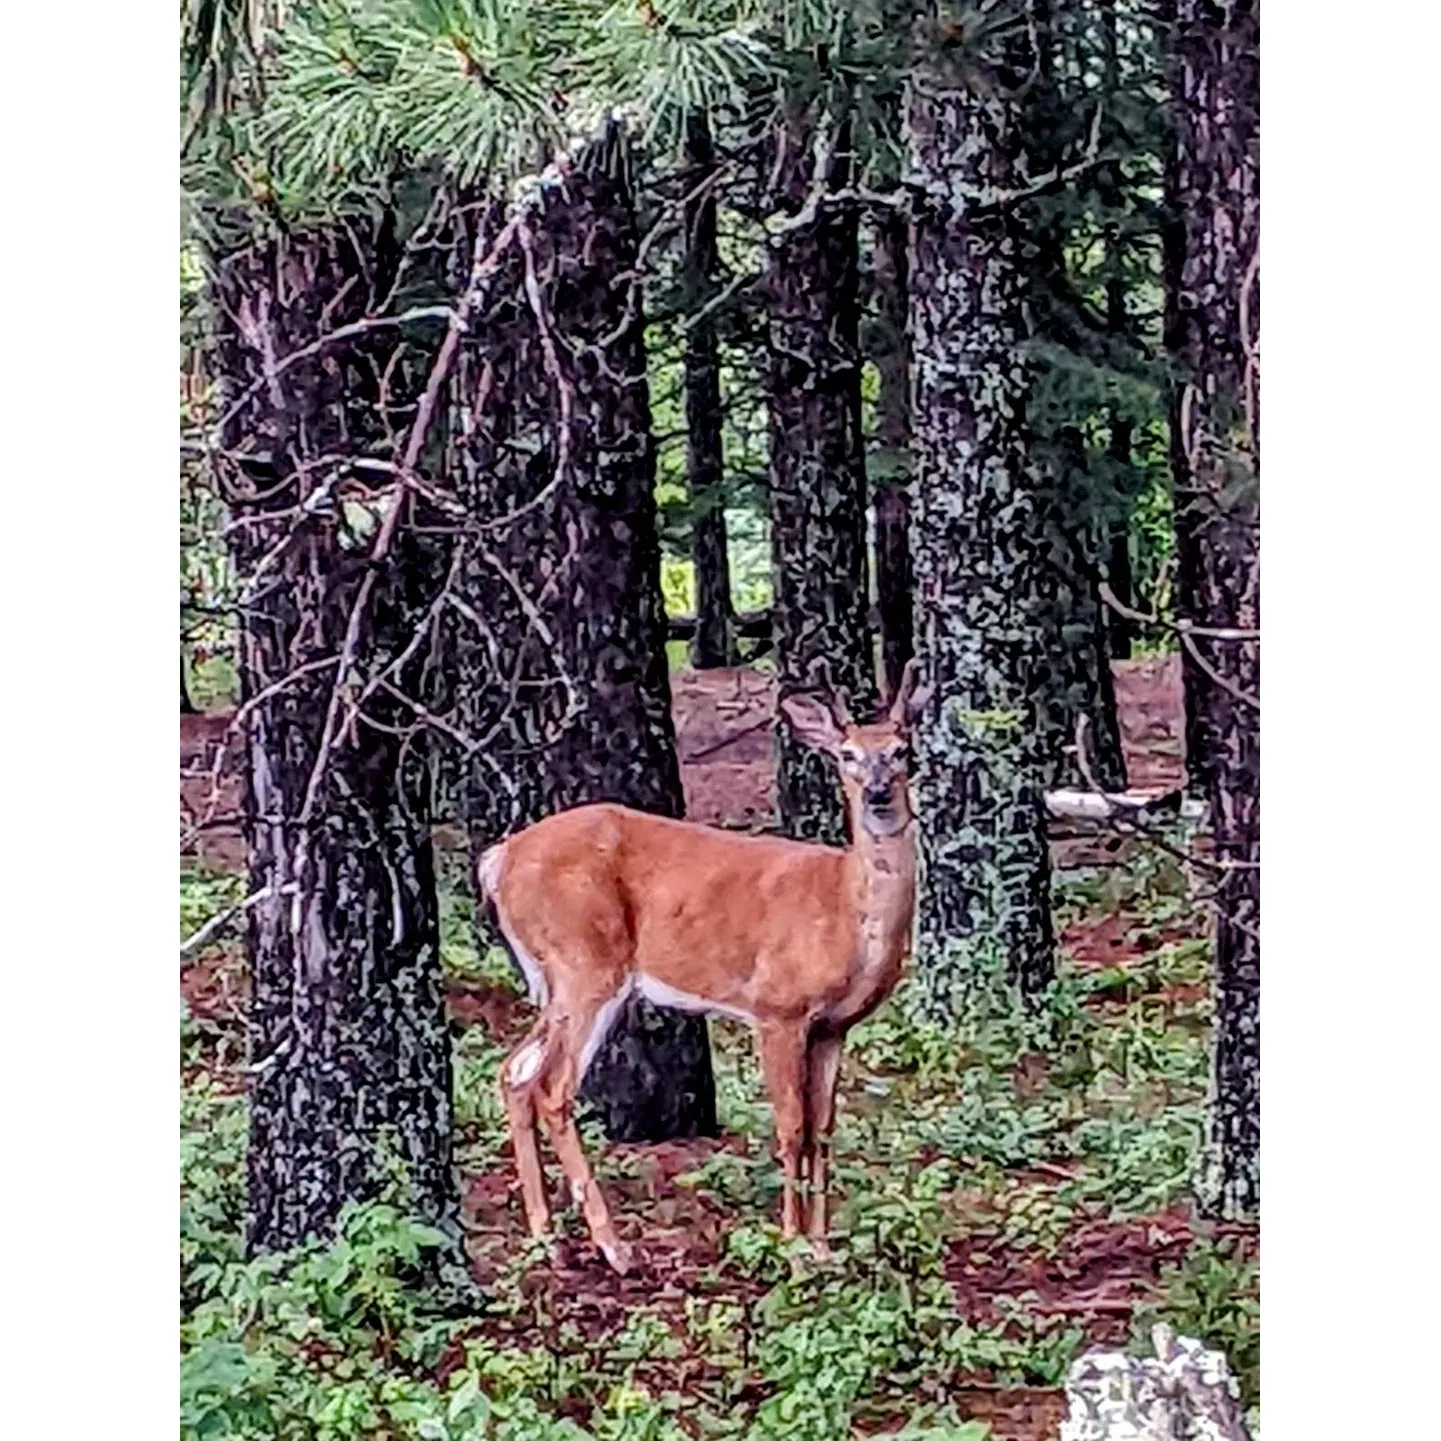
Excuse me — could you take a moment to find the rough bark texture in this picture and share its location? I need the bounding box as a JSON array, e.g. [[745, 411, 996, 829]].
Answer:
[[1105, 259, 1135, 662], [1033, 429, 1129, 793], [767, 115, 877, 844], [1022, 0, 1128, 794], [1164, 0, 1260, 1220], [449, 133, 717, 1143], [181, 652, 198, 713], [211, 228, 453, 1255], [870, 208, 915, 706], [904, 45, 1058, 1006], [684, 114, 735, 670]]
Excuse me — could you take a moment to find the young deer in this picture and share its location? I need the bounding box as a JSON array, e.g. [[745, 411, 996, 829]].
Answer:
[[478, 662, 932, 1273]]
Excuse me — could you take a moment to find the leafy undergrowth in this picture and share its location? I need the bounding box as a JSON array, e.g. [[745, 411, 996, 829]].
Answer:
[[180, 849, 1259, 1441]]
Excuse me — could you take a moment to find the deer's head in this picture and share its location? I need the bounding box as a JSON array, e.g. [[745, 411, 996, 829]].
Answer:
[[780, 661, 933, 839]]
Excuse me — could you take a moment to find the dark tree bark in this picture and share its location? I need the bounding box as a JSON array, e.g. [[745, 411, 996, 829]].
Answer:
[[181, 652, 198, 714], [1101, 3, 1135, 664], [767, 114, 877, 844], [1105, 405, 1136, 662], [1021, 0, 1128, 794], [211, 227, 453, 1255], [1105, 522, 1135, 661], [905, 30, 1057, 1007], [1164, 0, 1261, 1219], [450, 131, 716, 1143], [870, 208, 915, 705], [684, 113, 735, 670]]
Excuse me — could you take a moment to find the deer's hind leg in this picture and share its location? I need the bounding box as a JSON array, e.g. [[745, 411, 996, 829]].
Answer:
[[531, 987, 636, 1274], [500, 1017, 560, 1238]]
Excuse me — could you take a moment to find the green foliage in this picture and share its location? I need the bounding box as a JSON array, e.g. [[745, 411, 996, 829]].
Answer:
[[182, 867, 247, 941], [180, 768, 1238, 1437], [1132, 1237, 1261, 1411]]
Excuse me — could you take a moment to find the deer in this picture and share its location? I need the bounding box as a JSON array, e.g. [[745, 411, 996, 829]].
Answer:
[[476, 660, 933, 1273]]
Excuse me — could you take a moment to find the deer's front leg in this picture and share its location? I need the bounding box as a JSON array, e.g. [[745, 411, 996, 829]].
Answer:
[[757, 1019, 809, 1239], [803, 1032, 844, 1252]]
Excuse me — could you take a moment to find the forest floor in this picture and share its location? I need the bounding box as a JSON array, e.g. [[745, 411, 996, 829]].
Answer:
[[180, 655, 1259, 1441]]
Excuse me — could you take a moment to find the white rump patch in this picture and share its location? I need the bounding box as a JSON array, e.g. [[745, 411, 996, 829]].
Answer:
[[636, 973, 753, 1025], [478, 841, 549, 1004], [477, 843, 506, 899], [506, 1038, 545, 1088]]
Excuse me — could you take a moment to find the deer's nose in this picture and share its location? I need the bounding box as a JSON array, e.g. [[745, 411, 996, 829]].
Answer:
[[864, 783, 893, 806]]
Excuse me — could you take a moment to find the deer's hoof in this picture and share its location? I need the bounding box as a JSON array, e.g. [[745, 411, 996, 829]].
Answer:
[[600, 1238, 635, 1275]]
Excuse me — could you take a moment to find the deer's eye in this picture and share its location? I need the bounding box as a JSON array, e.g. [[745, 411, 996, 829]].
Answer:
[[839, 747, 864, 766]]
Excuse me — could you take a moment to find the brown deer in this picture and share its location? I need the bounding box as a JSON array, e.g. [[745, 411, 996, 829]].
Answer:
[[478, 662, 932, 1273]]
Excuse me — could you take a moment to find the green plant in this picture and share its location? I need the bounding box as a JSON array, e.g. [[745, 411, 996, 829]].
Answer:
[[1132, 1237, 1261, 1410], [180, 841, 1235, 1439]]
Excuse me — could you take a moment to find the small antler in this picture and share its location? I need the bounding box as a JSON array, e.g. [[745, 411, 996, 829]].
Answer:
[[888, 658, 920, 715], [888, 659, 932, 731]]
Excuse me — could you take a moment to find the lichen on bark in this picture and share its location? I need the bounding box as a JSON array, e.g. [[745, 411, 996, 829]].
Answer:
[[905, 31, 1059, 1008], [767, 110, 877, 845], [211, 223, 455, 1256]]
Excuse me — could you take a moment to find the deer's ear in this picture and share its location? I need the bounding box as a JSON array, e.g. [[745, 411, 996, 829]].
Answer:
[[780, 693, 847, 756]]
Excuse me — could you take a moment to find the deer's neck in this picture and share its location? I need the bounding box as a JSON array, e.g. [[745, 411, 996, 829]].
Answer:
[[845, 821, 918, 984]]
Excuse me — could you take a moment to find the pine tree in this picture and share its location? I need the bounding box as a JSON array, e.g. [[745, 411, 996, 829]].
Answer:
[[1163, 0, 1261, 1219], [181, 1, 485, 1254], [904, 12, 1058, 1005], [869, 206, 915, 706], [768, 105, 877, 844], [1014, 0, 1131, 793], [683, 112, 737, 670], [209, 223, 453, 1253], [447, 129, 717, 1142], [188, 0, 773, 1149]]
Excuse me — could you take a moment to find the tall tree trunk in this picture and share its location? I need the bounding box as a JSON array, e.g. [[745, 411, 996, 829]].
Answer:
[[1101, 1, 1134, 664], [1105, 509, 1135, 661], [451, 132, 716, 1143], [1022, 0, 1128, 794], [181, 651, 198, 714], [684, 113, 735, 670], [211, 227, 453, 1255], [870, 208, 914, 706], [1105, 272, 1135, 662], [1164, 0, 1261, 1219], [905, 30, 1057, 1007], [768, 114, 877, 844]]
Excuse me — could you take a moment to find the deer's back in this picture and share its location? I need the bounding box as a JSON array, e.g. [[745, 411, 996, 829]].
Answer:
[[489, 803, 859, 1021]]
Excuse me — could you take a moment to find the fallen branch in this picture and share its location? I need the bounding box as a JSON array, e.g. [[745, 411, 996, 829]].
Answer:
[[180, 884, 294, 959], [1044, 787, 1187, 824], [1098, 580, 1260, 642], [683, 714, 774, 763]]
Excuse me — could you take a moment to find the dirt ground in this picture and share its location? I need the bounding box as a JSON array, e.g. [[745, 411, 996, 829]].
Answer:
[[182, 656, 1186, 866], [180, 656, 1197, 1441]]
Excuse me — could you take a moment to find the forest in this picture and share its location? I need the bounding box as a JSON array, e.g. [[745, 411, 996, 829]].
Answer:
[[178, 1, 1260, 1438]]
